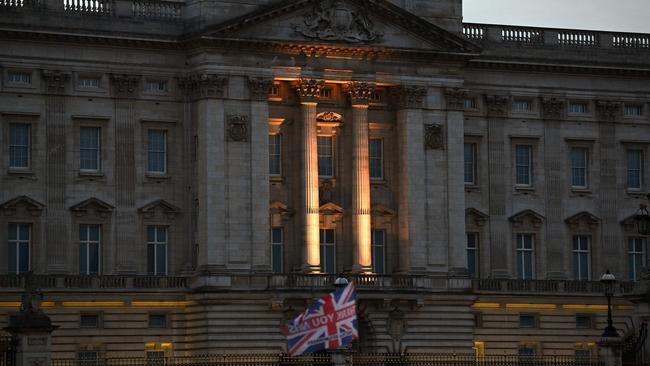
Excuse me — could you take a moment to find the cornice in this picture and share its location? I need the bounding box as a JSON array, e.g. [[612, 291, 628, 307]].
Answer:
[[468, 58, 650, 77]]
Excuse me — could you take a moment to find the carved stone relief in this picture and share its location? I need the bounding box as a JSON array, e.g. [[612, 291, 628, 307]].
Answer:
[[394, 85, 427, 109], [541, 97, 566, 119], [227, 114, 249, 142], [42, 70, 70, 94], [485, 95, 509, 117], [296, 79, 324, 101], [178, 73, 228, 100], [248, 77, 273, 101], [345, 81, 375, 105], [294, 1, 382, 43], [444, 88, 467, 111], [424, 124, 444, 150], [111, 74, 140, 98], [596, 101, 621, 121], [316, 111, 343, 123]]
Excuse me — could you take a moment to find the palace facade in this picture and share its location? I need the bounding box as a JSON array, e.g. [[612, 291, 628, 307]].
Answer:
[[1, 0, 650, 360]]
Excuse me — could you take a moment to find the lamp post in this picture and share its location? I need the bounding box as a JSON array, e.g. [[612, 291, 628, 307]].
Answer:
[[334, 277, 349, 289], [600, 270, 619, 338], [634, 194, 650, 235]]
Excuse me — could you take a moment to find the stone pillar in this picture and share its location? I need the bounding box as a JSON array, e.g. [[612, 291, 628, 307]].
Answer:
[[296, 79, 323, 273], [444, 88, 468, 276], [347, 82, 374, 273], [180, 74, 228, 273], [541, 97, 567, 279], [41, 70, 70, 273], [395, 85, 427, 273], [249, 77, 273, 272], [598, 337, 623, 366], [485, 95, 510, 278]]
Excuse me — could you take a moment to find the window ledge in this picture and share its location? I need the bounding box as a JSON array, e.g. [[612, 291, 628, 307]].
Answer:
[[145, 173, 171, 182], [465, 184, 480, 193], [571, 188, 592, 195], [515, 185, 535, 191], [79, 171, 104, 177], [7, 168, 35, 178], [626, 189, 647, 196], [270, 176, 284, 184], [370, 178, 386, 185]]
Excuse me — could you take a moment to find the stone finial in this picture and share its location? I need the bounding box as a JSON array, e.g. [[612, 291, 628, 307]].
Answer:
[[178, 73, 228, 100], [296, 79, 324, 102], [226, 114, 248, 142], [541, 97, 566, 119], [596, 101, 621, 121], [248, 77, 274, 101], [485, 95, 509, 116], [424, 124, 444, 150], [444, 88, 467, 111], [394, 85, 427, 109], [111, 74, 140, 98], [41, 70, 70, 95], [345, 81, 375, 105]]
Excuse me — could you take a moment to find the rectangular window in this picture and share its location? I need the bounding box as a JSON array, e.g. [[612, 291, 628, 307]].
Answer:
[[9, 123, 30, 169], [79, 224, 101, 275], [512, 99, 532, 113], [515, 145, 532, 186], [571, 147, 588, 188], [79, 313, 100, 328], [627, 150, 643, 190], [270, 84, 280, 97], [317, 136, 334, 177], [7, 72, 31, 85], [370, 90, 384, 103], [271, 228, 283, 274], [269, 134, 282, 176], [569, 102, 589, 114], [148, 313, 168, 328], [575, 315, 593, 329], [519, 314, 537, 328], [8, 223, 30, 274], [369, 139, 383, 180], [464, 143, 477, 184], [144, 80, 167, 93], [319, 229, 335, 274], [572, 235, 591, 280], [467, 233, 479, 279], [80, 127, 100, 172], [463, 98, 477, 110], [628, 237, 646, 281], [147, 130, 167, 174], [78, 77, 100, 88], [147, 226, 167, 275], [516, 234, 534, 279], [624, 104, 643, 117], [371, 229, 385, 274], [319, 88, 332, 99]]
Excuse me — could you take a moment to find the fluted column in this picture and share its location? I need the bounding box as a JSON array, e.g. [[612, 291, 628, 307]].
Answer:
[[297, 79, 323, 273], [347, 82, 374, 273]]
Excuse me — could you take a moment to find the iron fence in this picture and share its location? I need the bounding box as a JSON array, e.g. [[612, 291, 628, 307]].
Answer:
[[51, 354, 604, 366]]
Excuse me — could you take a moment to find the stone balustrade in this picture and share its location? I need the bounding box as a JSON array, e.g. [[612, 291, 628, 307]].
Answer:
[[463, 23, 650, 49], [0, 0, 183, 20], [0, 274, 636, 295]]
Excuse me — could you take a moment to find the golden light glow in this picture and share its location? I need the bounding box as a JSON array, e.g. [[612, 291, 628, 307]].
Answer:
[[506, 303, 556, 310], [473, 341, 485, 358], [562, 304, 608, 311], [306, 213, 320, 268], [0, 302, 21, 308], [618, 305, 635, 310], [62, 301, 125, 308], [145, 342, 156, 349], [131, 301, 194, 307], [358, 215, 372, 268], [472, 302, 501, 309], [41, 301, 55, 308], [160, 343, 173, 349]]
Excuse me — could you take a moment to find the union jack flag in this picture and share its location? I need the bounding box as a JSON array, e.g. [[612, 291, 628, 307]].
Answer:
[[285, 281, 358, 356]]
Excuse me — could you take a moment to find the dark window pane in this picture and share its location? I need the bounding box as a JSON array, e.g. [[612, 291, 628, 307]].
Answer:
[[156, 244, 166, 275], [147, 245, 156, 274], [79, 244, 88, 274], [18, 242, 29, 273], [80, 314, 99, 328], [89, 243, 100, 274], [148, 314, 167, 328]]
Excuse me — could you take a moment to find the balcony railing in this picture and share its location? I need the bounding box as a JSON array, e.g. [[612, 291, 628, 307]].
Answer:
[[0, 274, 637, 295], [463, 23, 650, 50]]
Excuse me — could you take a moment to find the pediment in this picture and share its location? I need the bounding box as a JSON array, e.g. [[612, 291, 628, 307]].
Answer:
[[70, 197, 114, 218], [466, 208, 489, 227], [200, 0, 480, 55], [565, 211, 600, 230], [139, 199, 180, 220], [320, 202, 345, 215], [0, 195, 45, 217], [372, 204, 395, 217], [509, 209, 545, 229], [620, 214, 637, 232]]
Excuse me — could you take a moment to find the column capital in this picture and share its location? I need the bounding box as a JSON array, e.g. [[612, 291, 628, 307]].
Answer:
[[596, 100, 621, 121], [248, 77, 274, 101], [178, 73, 228, 100], [296, 78, 324, 103], [111, 74, 140, 99], [485, 95, 509, 117], [444, 88, 468, 111], [42, 70, 70, 95], [345, 81, 375, 106], [541, 97, 566, 119], [394, 85, 427, 109]]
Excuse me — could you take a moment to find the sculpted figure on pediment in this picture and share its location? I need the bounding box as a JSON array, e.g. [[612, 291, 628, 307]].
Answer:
[[294, 1, 382, 43]]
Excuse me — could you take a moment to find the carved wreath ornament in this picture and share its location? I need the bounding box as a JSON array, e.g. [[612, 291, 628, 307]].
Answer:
[[294, 1, 382, 43], [227, 115, 248, 142]]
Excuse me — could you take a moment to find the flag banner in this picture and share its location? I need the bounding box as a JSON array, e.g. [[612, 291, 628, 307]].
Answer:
[[286, 281, 358, 356]]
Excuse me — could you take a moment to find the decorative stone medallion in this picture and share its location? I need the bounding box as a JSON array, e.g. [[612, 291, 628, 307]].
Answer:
[[316, 111, 343, 123], [227, 114, 248, 142], [541, 97, 565, 119], [294, 1, 382, 43], [424, 124, 444, 150]]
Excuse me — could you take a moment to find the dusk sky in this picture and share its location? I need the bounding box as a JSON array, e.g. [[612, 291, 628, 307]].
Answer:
[[463, 0, 650, 33]]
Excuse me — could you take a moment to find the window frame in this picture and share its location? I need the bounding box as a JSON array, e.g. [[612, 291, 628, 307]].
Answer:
[[147, 129, 168, 176], [369, 138, 384, 181], [319, 228, 336, 274], [147, 312, 169, 328], [146, 225, 168, 276], [628, 237, 646, 281], [8, 123, 31, 170], [143, 79, 168, 94], [317, 135, 335, 178], [623, 103, 644, 118], [269, 133, 282, 177], [568, 101, 590, 115], [516, 233, 535, 280], [79, 224, 101, 275], [464, 142, 477, 185], [572, 235, 591, 281], [466, 232, 479, 279], [371, 229, 386, 274], [5, 70, 33, 87], [570, 147, 589, 189], [518, 314, 538, 328], [8, 222, 31, 274], [511, 98, 534, 114], [514, 144, 533, 187], [270, 227, 283, 274], [626, 149, 644, 191], [79, 126, 101, 173]]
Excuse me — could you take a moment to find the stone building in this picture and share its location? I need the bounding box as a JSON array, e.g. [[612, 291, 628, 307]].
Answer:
[[0, 0, 649, 360]]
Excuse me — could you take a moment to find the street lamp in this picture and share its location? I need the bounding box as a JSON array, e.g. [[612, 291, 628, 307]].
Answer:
[[600, 270, 620, 338], [634, 195, 650, 235], [334, 277, 349, 289]]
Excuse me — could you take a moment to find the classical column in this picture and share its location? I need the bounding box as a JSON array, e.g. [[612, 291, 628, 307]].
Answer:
[[347, 82, 374, 273], [296, 79, 323, 273], [395, 85, 428, 273]]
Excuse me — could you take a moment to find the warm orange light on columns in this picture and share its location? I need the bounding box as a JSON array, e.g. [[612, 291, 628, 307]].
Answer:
[[296, 79, 324, 273]]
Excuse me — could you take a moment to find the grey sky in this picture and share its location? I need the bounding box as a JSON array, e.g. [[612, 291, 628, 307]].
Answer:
[[463, 0, 650, 33]]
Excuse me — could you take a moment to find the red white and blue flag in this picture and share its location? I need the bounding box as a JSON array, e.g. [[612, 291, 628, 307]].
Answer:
[[285, 282, 358, 356]]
